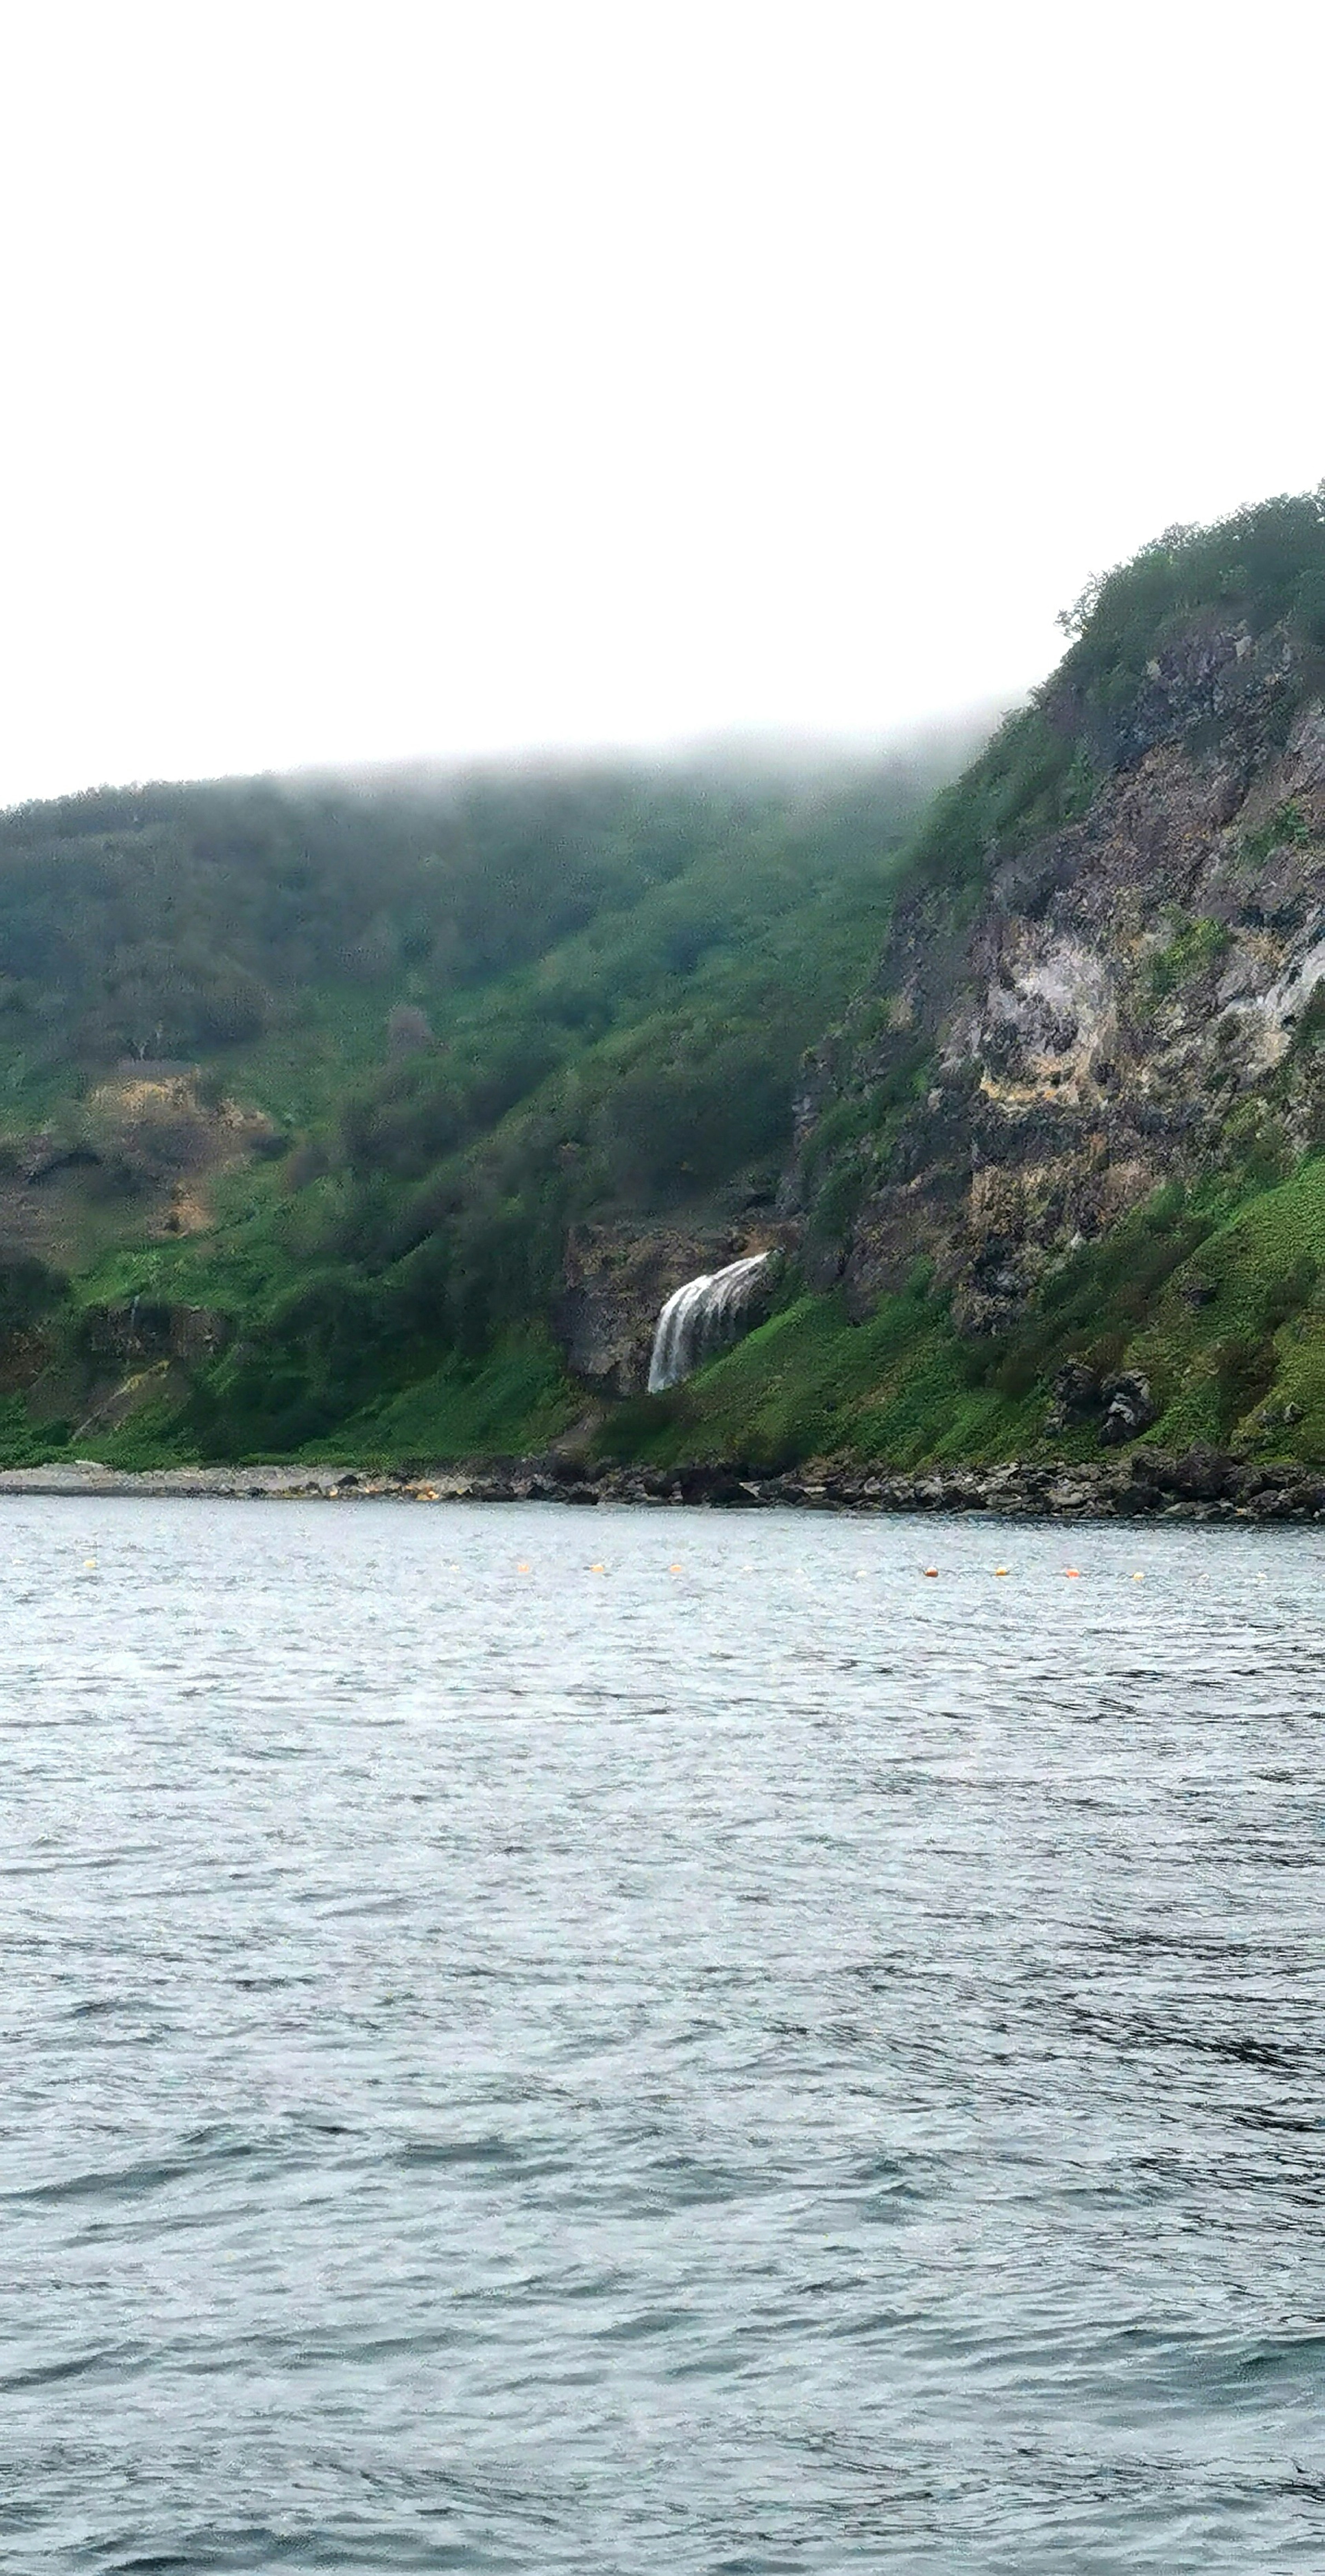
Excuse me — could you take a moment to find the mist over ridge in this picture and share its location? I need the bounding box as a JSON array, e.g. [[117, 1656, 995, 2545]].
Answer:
[[3, 701, 1009, 824]]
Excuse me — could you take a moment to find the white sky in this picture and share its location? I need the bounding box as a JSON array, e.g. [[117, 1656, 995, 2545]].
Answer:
[[0, 0, 1322, 805]]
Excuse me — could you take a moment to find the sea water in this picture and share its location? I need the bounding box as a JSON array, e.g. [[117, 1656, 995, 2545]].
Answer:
[[2, 1499, 1322, 2572]]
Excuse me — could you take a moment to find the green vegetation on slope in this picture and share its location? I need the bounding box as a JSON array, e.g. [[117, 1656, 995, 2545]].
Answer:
[[0, 768, 763, 1093], [583, 1159, 1325, 1476], [1056, 488, 1325, 705], [0, 750, 954, 1461], [9, 490, 1325, 1475]]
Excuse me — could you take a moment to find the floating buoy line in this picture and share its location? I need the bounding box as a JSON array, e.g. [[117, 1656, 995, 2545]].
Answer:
[[418, 1556, 1166, 1582]]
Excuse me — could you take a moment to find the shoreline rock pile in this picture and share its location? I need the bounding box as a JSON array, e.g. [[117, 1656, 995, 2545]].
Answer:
[[2, 1444, 1324, 1520]]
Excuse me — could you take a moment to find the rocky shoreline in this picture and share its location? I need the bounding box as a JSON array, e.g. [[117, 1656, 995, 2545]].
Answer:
[[2, 1445, 1325, 1521]]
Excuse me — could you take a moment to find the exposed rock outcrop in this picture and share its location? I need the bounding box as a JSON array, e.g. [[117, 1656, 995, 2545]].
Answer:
[[791, 622, 1325, 1354], [77, 1301, 231, 1371], [556, 1220, 790, 1394], [1047, 1362, 1155, 1444], [0, 1073, 279, 1266]]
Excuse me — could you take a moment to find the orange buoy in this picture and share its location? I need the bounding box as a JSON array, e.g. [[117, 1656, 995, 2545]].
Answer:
[[1064, 1568, 1081, 1578], [923, 1566, 939, 1578]]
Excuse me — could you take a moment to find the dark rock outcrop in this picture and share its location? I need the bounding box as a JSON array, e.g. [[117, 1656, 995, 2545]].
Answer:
[[1046, 1363, 1155, 1445], [555, 1220, 791, 1395], [78, 1301, 231, 1370], [1047, 1361, 1105, 1431], [1098, 1372, 1156, 1445]]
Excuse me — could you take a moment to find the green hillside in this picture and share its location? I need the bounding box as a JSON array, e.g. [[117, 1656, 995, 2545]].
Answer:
[[9, 487, 1325, 1481], [0, 750, 953, 1463]]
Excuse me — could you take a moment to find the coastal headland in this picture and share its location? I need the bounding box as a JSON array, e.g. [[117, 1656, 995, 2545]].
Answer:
[[10, 500, 1325, 1486]]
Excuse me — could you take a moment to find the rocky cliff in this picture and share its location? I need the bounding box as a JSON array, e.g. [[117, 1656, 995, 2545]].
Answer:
[[700, 499, 1325, 1472], [792, 616, 1325, 1326], [556, 1219, 789, 1395], [530, 506, 1325, 1470]]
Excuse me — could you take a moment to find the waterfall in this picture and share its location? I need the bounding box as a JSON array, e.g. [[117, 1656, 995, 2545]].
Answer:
[[647, 1253, 771, 1393]]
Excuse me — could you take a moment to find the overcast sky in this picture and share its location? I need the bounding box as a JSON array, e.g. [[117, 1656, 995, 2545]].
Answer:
[[0, 0, 1322, 805]]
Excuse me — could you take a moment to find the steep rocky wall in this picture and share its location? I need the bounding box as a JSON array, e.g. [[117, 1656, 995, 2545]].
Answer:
[[555, 1221, 791, 1395], [790, 623, 1325, 1333]]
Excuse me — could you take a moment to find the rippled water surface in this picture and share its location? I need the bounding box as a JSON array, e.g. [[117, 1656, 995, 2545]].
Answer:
[[3, 1498, 1324, 2572]]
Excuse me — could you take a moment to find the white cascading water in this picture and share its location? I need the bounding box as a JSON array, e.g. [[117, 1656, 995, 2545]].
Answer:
[[647, 1252, 771, 1393]]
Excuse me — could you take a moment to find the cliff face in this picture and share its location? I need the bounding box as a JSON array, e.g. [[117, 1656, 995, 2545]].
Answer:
[[790, 618, 1325, 1342], [556, 1219, 788, 1395]]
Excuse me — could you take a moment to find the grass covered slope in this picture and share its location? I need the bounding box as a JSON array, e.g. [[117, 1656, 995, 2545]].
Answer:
[[604, 1160, 1325, 1473], [0, 748, 955, 1463]]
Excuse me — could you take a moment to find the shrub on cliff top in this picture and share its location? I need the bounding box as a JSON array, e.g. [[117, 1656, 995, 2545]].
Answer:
[[1059, 488, 1325, 689], [910, 488, 1325, 896]]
